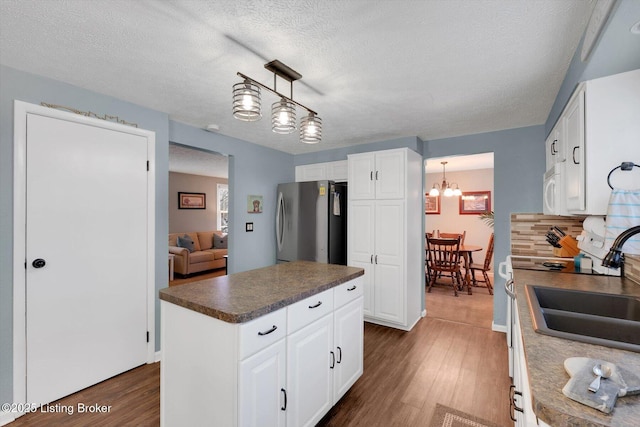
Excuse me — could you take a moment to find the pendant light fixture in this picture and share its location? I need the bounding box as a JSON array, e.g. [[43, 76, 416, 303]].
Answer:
[[429, 161, 462, 197], [233, 60, 321, 143], [232, 79, 261, 121]]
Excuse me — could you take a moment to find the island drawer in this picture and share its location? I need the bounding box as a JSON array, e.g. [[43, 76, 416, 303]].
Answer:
[[334, 277, 364, 308], [239, 307, 287, 359], [287, 288, 334, 334]]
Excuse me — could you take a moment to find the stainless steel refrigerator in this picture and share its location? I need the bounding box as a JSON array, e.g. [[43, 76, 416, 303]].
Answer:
[[276, 180, 347, 265]]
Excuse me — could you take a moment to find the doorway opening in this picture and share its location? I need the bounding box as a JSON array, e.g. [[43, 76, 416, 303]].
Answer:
[[168, 143, 229, 283], [424, 153, 495, 324]]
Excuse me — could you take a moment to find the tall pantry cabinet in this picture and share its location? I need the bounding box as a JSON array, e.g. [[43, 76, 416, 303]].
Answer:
[[347, 148, 423, 331]]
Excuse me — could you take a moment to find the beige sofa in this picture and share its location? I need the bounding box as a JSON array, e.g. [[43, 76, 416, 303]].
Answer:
[[169, 231, 227, 276]]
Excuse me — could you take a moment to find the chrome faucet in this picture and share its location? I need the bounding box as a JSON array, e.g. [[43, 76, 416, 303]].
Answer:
[[602, 225, 640, 269]]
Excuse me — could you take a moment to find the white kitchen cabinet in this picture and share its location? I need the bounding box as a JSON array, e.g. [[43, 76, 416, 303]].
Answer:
[[161, 276, 364, 427], [348, 148, 422, 331], [286, 314, 334, 427], [348, 150, 405, 200], [544, 120, 565, 172], [239, 339, 287, 427], [511, 303, 551, 427], [333, 297, 364, 402], [295, 160, 348, 183], [560, 69, 640, 215]]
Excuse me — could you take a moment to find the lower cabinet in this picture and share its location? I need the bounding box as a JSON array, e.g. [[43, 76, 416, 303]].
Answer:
[[161, 277, 364, 427], [511, 303, 551, 427], [239, 339, 287, 427]]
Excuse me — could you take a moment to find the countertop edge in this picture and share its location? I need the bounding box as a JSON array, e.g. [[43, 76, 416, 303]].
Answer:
[[159, 267, 364, 323]]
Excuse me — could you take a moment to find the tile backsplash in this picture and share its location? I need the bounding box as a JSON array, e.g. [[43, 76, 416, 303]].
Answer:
[[510, 213, 640, 285], [510, 213, 585, 257]]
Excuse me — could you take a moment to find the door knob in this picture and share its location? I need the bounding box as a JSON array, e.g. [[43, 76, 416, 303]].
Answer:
[[32, 258, 46, 268]]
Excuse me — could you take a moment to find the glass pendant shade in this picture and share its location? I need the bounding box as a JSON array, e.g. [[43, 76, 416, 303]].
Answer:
[[452, 186, 462, 196], [232, 80, 261, 121], [271, 99, 296, 134], [443, 187, 454, 197], [429, 186, 440, 197], [300, 113, 322, 144]]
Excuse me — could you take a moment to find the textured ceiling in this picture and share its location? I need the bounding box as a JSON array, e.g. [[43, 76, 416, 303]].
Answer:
[[169, 144, 228, 178], [0, 0, 596, 155]]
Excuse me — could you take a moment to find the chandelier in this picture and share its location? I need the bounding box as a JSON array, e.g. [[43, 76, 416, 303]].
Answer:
[[233, 60, 322, 144], [429, 161, 462, 197]]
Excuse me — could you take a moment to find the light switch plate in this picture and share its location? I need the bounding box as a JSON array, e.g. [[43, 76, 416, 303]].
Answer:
[[246, 222, 253, 232]]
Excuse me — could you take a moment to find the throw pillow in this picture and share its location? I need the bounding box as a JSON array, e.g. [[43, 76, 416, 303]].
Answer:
[[177, 234, 196, 253], [213, 234, 228, 249]]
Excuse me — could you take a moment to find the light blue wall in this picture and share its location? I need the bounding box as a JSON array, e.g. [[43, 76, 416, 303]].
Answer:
[[168, 121, 293, 274], [0, 65, 292, 407], [546, 0, 640, 134]]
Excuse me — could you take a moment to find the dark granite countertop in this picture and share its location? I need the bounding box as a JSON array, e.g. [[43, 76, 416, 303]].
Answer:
[[159, 261, 364, 323], [513, 269, 640, 427]]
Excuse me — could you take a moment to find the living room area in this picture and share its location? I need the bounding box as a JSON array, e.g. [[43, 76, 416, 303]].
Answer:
[[168, 143, 229, 285]]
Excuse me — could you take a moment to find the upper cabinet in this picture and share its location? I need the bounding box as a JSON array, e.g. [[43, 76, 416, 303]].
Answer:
[[295, 160, 348, 183], [348, 150, 405, 200], [549, 70, 640, 216]]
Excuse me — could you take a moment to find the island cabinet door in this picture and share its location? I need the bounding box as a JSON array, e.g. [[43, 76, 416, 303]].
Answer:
[[333, 296, 364, 403], [286, 314, 334, 427], [238, 339, 287, 427]]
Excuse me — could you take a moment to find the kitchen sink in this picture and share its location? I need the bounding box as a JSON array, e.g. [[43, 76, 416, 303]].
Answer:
[[525, 285, 640, 353]]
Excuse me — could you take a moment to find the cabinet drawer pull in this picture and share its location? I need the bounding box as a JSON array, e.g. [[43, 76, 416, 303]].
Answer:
[[330, 351, 335, 369], [337, 346, 342, 363], [509, 384, 523, 421], [280, 388, 287, 411], [257, 325, 278, 336], [308, 301, 323, 309], [347, 285, 357, 291]]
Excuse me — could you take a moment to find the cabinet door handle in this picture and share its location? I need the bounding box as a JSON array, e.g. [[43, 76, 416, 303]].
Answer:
[[375, 170, 379, 180], [308, 301, 322, 309], [330, 351, 335, 369], [509, 385, 523, 421], [375, 255, 378, 264], [337, 346, 342, 363], [347, 285, 356, 291], [370, 171, 373, 181], [258, 325, 277, 336], [551, 140, 557, 154], [572, 146, 580, 164], [370, 254, 373, 264], [280, 388, 287, 411]]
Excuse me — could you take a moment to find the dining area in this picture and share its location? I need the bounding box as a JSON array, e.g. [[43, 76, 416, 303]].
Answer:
[[425, 230, 494, 297]]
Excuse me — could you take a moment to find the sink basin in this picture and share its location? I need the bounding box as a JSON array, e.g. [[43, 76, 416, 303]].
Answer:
[[525, 285, 640, 353]]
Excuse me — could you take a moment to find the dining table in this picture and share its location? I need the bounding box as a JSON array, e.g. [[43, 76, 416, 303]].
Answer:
[[458, 244, 483, 288]]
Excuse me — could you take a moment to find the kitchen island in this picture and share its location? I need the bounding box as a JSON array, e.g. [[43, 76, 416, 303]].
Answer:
[[159, 261, 365, 427], [512, 269, 640, 427]]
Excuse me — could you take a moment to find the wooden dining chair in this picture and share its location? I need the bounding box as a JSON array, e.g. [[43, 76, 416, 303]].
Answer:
[[437, 230, 466, 245], [470, 233, 495, 295], [426, 236, 465, 297]]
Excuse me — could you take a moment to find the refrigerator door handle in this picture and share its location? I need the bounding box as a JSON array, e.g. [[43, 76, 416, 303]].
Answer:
[[276, 191, 285, 252]]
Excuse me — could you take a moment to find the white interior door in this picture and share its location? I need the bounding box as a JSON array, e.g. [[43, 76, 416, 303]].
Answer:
[[25, 113, 149, 405]]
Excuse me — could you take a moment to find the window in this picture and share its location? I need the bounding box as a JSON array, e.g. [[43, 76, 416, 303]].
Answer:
[[217, 183, 228, 233]]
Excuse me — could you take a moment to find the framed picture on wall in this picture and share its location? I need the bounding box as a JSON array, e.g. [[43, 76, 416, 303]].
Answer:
[[247, 195, 263, 213], [178, 192, 206, 209], [425, 195, 440, 214], [459, 191, 491, 215]]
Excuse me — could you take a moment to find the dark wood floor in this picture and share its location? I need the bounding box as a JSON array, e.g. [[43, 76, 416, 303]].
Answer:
[[10, 280, 511, 427]]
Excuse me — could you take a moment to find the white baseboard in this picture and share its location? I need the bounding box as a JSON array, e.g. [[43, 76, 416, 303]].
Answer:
[[0, 411, 16, 426], [154, 350, 162, 363], [421, 309, 427, 317], [492, 322, 507, 333]]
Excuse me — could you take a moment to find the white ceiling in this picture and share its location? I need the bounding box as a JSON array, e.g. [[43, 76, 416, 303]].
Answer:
[[0, 0, 596, 156]]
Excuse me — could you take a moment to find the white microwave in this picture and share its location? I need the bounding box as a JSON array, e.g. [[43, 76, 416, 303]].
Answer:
[[543, 164, 565, 215]]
